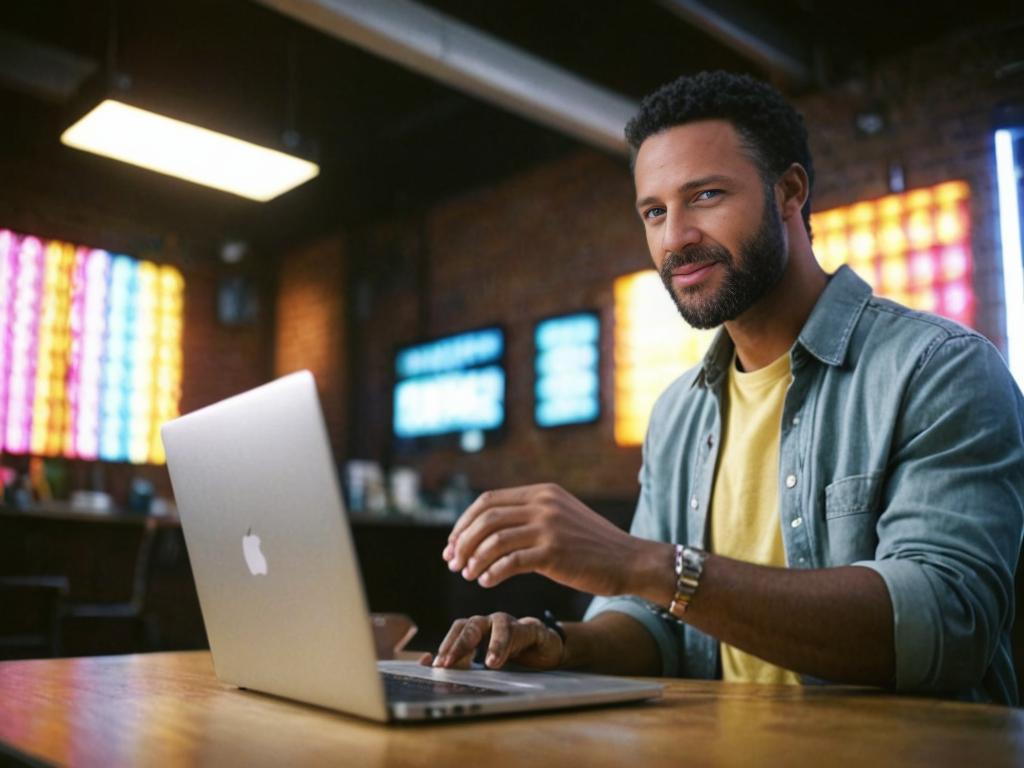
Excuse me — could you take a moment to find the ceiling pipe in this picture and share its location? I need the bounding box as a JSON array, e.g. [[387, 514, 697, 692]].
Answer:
[[255, 0, 637, 155], [658, 0, 811, 87]]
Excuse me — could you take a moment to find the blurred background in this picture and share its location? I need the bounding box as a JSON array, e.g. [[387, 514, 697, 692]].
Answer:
[[1, 0, 1022, 658]]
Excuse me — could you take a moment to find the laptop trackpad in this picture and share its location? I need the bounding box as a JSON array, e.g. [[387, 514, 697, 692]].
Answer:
[[380, 660, 572, 693]]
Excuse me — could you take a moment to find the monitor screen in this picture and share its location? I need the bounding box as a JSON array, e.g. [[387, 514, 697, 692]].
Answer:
[[534, 312, 600, 428], [393, 327, 505, 440]]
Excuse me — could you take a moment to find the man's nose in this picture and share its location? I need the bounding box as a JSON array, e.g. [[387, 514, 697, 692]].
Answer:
[[661, 212, 701, 257]]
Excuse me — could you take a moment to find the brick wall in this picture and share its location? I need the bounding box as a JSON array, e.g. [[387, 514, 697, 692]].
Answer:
[[278, 25, 1023, 505], [273, 235, 348, 456]]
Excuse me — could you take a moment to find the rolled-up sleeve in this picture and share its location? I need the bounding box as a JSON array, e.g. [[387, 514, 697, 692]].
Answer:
[[854, 334, 1024, 695], [584, 595, 681, 676]]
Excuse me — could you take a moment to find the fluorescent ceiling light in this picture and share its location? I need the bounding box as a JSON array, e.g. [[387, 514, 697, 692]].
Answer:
[[995, 129, 1023, 390], [61, 99, 319, 202]]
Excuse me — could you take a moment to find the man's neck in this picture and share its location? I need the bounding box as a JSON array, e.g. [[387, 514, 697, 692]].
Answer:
[[725, 249, 828, 373]]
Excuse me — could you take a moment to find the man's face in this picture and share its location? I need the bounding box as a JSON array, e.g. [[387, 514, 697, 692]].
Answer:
[[633, 120, 787, 329]]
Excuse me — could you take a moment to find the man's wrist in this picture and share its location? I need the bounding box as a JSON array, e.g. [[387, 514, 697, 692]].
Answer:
[[623, 538, 678, 606]]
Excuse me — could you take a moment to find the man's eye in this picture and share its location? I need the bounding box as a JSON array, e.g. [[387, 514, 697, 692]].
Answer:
[[643, 207, 665, 220], [695, 190, 723, 202]]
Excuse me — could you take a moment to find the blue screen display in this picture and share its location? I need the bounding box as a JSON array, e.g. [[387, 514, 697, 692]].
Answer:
[[393, 328, 505, 438], [534, 313, 600, 427]]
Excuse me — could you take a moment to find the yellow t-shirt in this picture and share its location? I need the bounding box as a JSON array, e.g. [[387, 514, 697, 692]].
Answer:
[[709, 350, 801, 685]]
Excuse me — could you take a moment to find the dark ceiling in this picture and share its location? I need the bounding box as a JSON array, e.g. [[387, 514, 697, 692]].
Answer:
[[0, 0, 1019, 261]]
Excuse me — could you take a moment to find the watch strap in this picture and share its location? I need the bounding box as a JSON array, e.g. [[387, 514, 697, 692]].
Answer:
[[668, 544, 706, 619]]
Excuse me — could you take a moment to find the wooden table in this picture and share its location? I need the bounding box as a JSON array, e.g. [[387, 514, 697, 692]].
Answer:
[[1, 652, 1021, 767]]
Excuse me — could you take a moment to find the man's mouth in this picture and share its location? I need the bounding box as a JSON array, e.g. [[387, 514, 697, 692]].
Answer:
[[668, 260, 720, 290], [671, 261, 717, 277]]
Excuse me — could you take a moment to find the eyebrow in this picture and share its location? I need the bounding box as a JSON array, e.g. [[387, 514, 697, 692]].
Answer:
[[635, 174, 735, 211]]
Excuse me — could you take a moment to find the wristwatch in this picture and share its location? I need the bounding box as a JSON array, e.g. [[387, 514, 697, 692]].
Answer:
[[668, 544, 707, 619]]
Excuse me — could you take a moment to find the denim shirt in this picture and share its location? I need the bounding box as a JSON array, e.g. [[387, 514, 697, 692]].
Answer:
[[585, 266, 1024, 705]]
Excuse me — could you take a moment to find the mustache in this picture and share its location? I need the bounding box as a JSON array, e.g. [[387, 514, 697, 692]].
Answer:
[[661, 245, 731, 273]]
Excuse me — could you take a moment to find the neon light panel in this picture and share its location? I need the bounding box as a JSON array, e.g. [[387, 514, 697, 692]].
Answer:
[[995, 130, 1024, 390], [812, 181, 976, 327], [393, 328, 505, 439], [613, 271, 715, 446], [0, 228, 183, 464], [535, 313, 600, 427]]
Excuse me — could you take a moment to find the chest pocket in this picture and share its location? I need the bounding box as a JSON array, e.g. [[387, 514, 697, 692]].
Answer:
[[823, 473, 883, 564]]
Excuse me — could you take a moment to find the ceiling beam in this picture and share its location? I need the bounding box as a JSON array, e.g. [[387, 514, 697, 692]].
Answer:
[[255, 0, 637, 155], [658, 0, 811, 86]]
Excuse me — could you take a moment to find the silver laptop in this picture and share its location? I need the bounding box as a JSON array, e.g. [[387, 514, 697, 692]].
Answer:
[[161, 370, 662, 722]]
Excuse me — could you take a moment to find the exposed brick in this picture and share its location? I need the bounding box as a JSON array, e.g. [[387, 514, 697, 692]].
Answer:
[[273, 235, 349, 457]]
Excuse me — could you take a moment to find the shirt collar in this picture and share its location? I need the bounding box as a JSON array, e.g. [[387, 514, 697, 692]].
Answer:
[[695, 265, 872, 388], [796, 265, 872, 367], [695, 328, 734, 389]]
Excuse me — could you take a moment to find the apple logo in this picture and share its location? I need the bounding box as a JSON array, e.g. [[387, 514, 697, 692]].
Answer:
[[242, 527, 268, 576]]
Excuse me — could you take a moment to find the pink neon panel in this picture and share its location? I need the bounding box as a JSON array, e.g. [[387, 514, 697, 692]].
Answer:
[[6, 237, 44, 453], [0, 230, 15, 455]]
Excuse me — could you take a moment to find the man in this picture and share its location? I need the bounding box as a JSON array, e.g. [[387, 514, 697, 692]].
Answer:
[[422, 71, 1024, 704]]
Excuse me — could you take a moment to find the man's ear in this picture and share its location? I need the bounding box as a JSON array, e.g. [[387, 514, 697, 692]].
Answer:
[[776, 163, 810, 222]]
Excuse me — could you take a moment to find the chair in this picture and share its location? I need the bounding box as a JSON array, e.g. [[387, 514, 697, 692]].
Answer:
[[0, 575, 69, 659], [129, 522, 207, 650], [60, 516, 160, 655]]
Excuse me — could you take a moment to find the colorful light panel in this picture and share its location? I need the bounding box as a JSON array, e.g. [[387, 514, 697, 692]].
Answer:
[[535, 312, 600, 428], [613, 272, 715, 446], [812, 181, 975, 326], [0, 228, 183, 464]]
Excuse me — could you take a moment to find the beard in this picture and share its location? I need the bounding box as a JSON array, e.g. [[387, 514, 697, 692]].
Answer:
[[659, 190, 787, 329]]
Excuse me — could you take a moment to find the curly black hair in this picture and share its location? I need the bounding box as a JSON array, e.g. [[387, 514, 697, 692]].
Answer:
[[626, 71, 815, 239]]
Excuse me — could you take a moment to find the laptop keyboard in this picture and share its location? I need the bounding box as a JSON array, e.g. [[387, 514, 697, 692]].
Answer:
[[382, 672, 510, 702]]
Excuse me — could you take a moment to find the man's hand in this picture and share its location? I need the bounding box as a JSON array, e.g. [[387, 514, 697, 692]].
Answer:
[[442, 483, 672, 600], [418, 613, 564, 670]]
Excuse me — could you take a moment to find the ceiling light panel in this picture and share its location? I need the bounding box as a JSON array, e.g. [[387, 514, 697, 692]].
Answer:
[[61, 100, 319, 202]]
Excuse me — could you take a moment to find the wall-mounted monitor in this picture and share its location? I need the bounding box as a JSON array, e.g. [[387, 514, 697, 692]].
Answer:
[[393, 327, 505, 444], [534, 312, 601, 428]]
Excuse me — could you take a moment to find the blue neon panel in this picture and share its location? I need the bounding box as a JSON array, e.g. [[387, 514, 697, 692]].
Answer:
[[393, 328, 505, 438], [534, 313, 600, 427]]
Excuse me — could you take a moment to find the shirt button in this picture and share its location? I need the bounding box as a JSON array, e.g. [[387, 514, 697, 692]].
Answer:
[[792, 415, 801, 426], [785, 474, 797, 489], [791, 517, 803, 528], [799, 556, 807, 564], [690, 497, 699, 509]]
